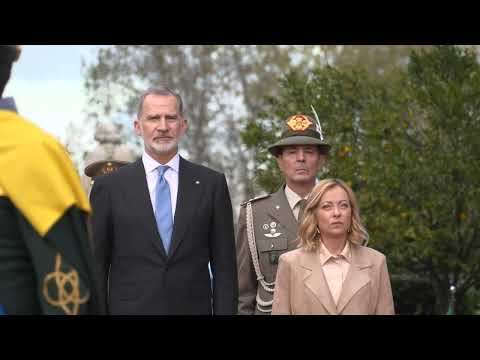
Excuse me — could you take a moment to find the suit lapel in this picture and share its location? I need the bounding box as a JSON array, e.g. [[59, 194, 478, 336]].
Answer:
[[168, 157, 201, 258], [129, 159, 168, 259], [336, 244, 372, 314], [301, 250, 337, 315], [267, 187, 298, 239]]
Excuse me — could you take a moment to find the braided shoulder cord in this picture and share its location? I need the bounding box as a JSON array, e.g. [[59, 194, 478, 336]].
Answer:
[[246, 202, 275, 312]]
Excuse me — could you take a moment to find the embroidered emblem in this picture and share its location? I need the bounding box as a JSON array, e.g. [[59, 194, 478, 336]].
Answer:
[[287, 115, 313, 131], [43, 254, 89, 315], [102, 162, 116, 175]]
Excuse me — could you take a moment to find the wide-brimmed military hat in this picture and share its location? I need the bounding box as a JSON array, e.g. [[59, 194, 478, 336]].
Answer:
[[84, 160, 129, 179], [268, 112, 331, 156]]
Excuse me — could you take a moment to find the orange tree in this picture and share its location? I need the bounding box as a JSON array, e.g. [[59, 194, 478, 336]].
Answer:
[[242, 45, 480, 314]]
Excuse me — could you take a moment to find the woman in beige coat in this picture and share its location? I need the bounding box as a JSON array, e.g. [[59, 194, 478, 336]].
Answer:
[[272, 179, 394, 315]]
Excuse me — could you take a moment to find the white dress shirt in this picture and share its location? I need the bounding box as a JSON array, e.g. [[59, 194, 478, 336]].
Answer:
[[142, 152, 179, 218]]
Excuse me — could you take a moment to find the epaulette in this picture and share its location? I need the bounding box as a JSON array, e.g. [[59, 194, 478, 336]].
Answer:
[[240, 194, 270, 207]]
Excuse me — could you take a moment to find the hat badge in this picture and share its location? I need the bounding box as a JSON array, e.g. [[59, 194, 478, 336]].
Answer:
[[287, 115, 313, 132], [102, 162, 116, 175]]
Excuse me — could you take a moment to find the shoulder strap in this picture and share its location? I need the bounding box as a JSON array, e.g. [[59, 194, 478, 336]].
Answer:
[[241, 194, 270, 207]]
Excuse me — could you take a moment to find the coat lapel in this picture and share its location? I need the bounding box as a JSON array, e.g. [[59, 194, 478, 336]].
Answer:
[[168, 157, 202, 258], [267, 186, 298, 239], [129, 159, 167, 259], [301, 250, 337, 315], [336, 244, 372, 314]]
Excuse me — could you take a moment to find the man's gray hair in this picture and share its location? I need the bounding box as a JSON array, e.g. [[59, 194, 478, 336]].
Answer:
[[137, 87, 184, 118]]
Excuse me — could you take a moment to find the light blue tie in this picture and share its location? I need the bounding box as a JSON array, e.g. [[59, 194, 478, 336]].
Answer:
[[155, 165, 173, 254]]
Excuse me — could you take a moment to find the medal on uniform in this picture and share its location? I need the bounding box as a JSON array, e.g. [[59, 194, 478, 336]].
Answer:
[[262, 222, 282, 264], [263, 222, 282, 238], [269, 252, 279, 265]]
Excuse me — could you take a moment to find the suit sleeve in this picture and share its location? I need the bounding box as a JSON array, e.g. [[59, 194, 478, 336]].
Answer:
[[210, 174, 238, 315], [236, 205, 258, 314], [90, 177, 113, 313], [375, 256, 395, 315], [271, 254, 291, 315]]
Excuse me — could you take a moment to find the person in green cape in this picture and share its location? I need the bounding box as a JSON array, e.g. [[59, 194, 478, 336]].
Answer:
[[0, 45, 105, 315]]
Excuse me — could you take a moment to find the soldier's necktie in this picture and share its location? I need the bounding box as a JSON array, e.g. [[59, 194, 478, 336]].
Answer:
[[155, 165, 173, 254], [297, 199, 307, 223]]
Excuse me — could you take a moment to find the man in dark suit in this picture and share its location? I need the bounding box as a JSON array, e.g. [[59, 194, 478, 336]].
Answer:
[[90, 87, 238, 314]]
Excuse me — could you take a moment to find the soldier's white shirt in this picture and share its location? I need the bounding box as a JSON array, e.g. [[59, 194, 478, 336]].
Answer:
[[142, 151, 179, 218], [284, 185, 308, 221]]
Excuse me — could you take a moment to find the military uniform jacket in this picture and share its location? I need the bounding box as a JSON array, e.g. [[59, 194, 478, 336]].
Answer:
[[236, 186, 300, 314]]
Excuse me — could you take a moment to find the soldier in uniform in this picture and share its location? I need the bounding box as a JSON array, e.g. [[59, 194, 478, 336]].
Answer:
[[85, 160, 129, 189], [82, 121, 137, 197], [0, 45, 104, 314], [236, 112, 330, 314]]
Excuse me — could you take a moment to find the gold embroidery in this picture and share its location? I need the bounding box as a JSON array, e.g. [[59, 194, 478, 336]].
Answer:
[[43, 254, 89, 315], [286, 115, 313, 131], [101, 162, 116, 175]]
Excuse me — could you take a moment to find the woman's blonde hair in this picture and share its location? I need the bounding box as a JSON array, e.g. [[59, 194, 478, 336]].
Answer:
[[298, 178, 369, 251]]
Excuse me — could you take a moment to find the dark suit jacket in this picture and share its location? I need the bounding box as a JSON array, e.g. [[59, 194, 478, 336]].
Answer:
[[90, 157, 238, 315]]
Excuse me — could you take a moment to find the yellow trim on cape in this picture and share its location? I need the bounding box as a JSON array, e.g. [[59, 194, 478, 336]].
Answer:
[[0, 110, 91, 236]]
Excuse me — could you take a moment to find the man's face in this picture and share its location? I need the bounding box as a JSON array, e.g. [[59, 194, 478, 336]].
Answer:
[[134, 94, 188, 160], [276, 145, 326, 186]]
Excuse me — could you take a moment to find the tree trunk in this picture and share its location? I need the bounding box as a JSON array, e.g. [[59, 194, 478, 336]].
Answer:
[[432, 279, 451, 315]]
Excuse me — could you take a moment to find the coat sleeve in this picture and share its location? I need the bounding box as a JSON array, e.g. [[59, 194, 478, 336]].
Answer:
[[375, 255, 395, 315], [0, 198, 42, 314], [236, 205, 258, 314], [90, 177, 113, 313], [271, 254, 291, 315], [210, 174, 238, 315]]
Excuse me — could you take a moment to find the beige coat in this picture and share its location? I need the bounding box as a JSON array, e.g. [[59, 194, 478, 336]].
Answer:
[[272, 244, 395, 315]]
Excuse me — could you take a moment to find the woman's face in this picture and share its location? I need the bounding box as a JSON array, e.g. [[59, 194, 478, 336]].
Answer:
[[315, 185, 352, 239]]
